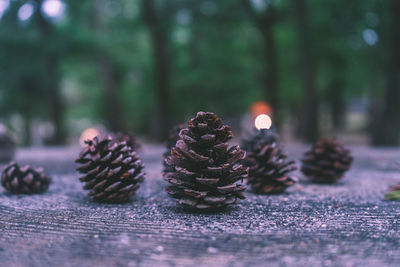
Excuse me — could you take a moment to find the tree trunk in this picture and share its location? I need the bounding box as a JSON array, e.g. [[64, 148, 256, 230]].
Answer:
[[371, 0, 400, 146], [152, 29, 171, 141], [36, 0, 67, 145], [260, 14, 280, 125], [99, 58, 126, 132], [294, 0, 319, 143], [22, 110, 32, 146], [241, 0, 280, 125], [142, 0, 171, 141], [91, 1, 126, 133], [329, 79, 346, 130], [45, 56, 67, 145]]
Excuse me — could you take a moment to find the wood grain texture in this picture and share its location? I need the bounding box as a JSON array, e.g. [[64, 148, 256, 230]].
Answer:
[[0, 145, 400, 267]]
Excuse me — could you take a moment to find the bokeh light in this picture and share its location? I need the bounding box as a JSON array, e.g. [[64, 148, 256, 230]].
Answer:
[[41, 0, 65, 18], [250, 101, 272, 118], [18, 2, 34, 21], [79, 128, 100, 147], [363, 28, 378, 46], [254, 114, 272, 130], [0, 0, 9, 18]]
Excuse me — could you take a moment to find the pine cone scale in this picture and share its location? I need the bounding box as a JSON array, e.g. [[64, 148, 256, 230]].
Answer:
[[195, 177, 219, 185]]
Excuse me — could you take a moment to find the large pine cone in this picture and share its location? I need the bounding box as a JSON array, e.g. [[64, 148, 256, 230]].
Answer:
[[164, 112, 248, 210], [244, 141, 297, 194], [76, 135, 145, 203], [301, 138, 353, 183], [1, 162, 51, 194], [163, 124, 185, 173]]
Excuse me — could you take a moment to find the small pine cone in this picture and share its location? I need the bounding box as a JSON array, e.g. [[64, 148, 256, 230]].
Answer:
[[1, 162, 51, 194], [112, 132, 141, 152], [244, 142, 297, 194], [164, 112, 248, 210], [163, 124, 185, 173], [301, 138, 353, 183], [76, 135, 145, 203]]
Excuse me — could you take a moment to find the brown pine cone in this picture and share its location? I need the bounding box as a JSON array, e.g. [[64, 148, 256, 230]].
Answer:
[[76, 135, 145, 203], [163, 123, 185, 173], [164, 112, 248, 210], [244, 142, 297, 194], [301, 138, 353, 183], [1, 162, 51, 194]]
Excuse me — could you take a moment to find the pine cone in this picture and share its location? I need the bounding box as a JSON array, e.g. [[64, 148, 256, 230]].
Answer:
[[112, 132, 141, 152], [163, 124, 185, 173], [164, 112, 248, 210], [1, 162, 51, 194], [76, 135, 145, 203], [244, 141, 297, 194], [301, 138, 353, 183]]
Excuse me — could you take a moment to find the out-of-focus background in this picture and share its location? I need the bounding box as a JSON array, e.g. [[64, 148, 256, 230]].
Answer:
[[0, 0, 399, 147]]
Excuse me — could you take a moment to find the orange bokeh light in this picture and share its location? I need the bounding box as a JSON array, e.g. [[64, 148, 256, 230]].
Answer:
[[250, 101, 272, 118]]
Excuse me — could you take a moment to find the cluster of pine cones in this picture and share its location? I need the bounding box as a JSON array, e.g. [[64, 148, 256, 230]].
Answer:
[[1, 111, 356, 210], [162, 112, 354, 210]]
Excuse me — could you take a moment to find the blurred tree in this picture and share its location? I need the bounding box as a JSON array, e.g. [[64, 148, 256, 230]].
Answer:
[[0, 0, 397, 145], [316, 0, 364, 131], [0, 1, 48, 145], [171, 0, 260, 125], [0, 0, 69, 144], [241, 0, 280, 124], [325, 56, 347, 130], [91, 0, 127, 132], [371, 0, 400, 145], [294, 0, 319, 142], [142, 0, 173, 140], [34, 0, 67, 144]]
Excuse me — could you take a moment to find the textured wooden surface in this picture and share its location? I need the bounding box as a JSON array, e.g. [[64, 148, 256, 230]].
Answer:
[[1, 144, 400, 267]]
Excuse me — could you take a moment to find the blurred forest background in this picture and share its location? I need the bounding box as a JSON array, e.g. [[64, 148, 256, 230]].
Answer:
[[0, 0, 399, 146]]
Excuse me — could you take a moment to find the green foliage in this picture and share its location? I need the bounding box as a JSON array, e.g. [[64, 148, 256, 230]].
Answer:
[[0, 0, 395, 142], [385, 191, 400, 201]]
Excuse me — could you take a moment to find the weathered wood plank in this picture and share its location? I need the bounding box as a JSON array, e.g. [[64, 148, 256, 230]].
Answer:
[[0, 145, 399, 266]]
